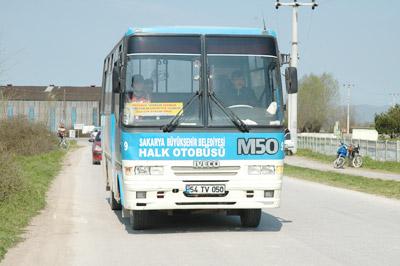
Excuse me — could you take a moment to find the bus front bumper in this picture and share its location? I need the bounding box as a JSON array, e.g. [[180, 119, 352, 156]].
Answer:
[[122, 179, 282, 210]]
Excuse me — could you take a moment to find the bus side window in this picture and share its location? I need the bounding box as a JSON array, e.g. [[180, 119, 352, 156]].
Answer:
[[101, 70, 106, 114], [104, 57, 112, 115], [111, 59, 120, 122]]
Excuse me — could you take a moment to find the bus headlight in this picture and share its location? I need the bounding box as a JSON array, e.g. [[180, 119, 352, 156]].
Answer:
[[248, 165, 275, 175], [134, 166, 164, 175]]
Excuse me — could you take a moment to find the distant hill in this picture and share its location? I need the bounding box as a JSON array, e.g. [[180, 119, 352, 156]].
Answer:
[[353, 105, 390, 124]]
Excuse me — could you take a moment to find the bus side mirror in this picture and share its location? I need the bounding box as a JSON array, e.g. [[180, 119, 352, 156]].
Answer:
[[112, 64, 121, 93], [285, 67, 298, 94]]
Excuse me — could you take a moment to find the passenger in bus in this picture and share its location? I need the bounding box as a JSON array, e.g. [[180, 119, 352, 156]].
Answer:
[[127, 74, 150, 102]]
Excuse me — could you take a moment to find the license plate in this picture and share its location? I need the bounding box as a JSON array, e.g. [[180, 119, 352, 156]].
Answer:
[[185, 184, 226, 195]]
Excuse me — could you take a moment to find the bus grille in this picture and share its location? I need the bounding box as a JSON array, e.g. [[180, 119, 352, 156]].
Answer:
[[171, 166, 240, 176]]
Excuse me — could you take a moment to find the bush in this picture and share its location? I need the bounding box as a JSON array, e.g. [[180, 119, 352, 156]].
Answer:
[[0, 117, 58, 156], [375, 104, 400, 138], [0, 117, 58, 201], [0, 154, 23, 201]]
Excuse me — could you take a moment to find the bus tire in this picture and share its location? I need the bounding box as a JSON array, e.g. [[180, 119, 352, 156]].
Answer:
[[110, 190, 122, 210], [130, 210, 150, 230], [240, 209, 261, 228], [104, 160, 110, 191]]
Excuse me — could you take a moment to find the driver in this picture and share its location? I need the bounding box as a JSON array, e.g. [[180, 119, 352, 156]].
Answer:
[[221, 70, 257, 106]]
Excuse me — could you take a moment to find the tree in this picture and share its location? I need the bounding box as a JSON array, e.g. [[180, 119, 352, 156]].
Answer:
[[297, 73, 339, 132], [375, 104, 400, 138]]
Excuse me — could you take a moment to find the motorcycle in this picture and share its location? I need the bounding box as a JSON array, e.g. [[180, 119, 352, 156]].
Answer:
[[348, 144, 363, 168], [333, 143, 363, 169]]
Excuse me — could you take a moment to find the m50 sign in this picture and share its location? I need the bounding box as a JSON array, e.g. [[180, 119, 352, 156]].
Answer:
[[237, 138, 279, 155]]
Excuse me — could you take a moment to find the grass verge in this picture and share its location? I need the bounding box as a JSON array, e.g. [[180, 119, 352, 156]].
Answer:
[[284, 164, 400, 199], [296, 149, 400, 174], [0, 149, 66, 261]]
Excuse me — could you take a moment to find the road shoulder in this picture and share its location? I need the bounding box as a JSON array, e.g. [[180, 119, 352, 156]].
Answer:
[[1, 147, 84, 266]]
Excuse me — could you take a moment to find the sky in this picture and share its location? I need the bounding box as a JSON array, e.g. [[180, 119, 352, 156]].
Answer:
[[0, 0, 399, 106]]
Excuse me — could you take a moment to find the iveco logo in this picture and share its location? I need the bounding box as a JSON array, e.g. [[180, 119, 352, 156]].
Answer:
[[193, 160, 220, 168], [237, 138, 279, 155]]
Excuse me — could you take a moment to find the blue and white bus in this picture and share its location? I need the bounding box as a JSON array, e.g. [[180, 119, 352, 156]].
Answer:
[[101, 27, 297, 230]]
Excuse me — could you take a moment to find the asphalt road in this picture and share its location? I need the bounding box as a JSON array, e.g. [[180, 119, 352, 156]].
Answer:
[[285, 155, 400, 181], [2, 142, 400, 266]]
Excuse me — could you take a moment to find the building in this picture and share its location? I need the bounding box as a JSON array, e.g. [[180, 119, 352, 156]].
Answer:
[[0, 85, 101, 131]]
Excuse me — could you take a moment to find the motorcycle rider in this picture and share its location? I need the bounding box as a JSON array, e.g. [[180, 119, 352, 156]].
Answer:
[[347, 144, 354, 162], [336, 142, 348, 168]]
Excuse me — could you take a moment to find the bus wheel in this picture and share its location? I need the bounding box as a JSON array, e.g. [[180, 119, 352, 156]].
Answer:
[[240, 209, 261, 228], [130, 210, 150, 230], [110, 190, 122, 210]]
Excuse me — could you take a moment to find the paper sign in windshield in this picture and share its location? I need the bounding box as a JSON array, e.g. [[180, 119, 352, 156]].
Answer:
[[126, 102, 183, 116]]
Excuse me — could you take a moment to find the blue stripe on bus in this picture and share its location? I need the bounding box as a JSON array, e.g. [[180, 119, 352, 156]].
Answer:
[[110, 114, 118, 203], [121, 132, 284, 161]]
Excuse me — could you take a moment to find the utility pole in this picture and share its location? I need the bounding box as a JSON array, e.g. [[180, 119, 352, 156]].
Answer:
[[343, 83, 354, 134], [275, 0, 318, 154]]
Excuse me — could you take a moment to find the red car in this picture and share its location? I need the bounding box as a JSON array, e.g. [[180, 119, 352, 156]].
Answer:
[[91, 131, 102, 165]]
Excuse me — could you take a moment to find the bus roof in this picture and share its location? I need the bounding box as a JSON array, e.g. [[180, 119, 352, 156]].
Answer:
[[125, 26, 277, 37]]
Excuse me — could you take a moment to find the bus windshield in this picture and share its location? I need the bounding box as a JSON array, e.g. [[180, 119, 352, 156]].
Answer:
[[122, 35, 283, 128], [208, 55, 282, 127], [123, 54, 202, 127]]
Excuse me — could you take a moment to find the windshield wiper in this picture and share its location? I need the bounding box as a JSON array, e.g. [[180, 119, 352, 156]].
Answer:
[[208, 90, 249, 133], [162, 90, 202, 132]]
